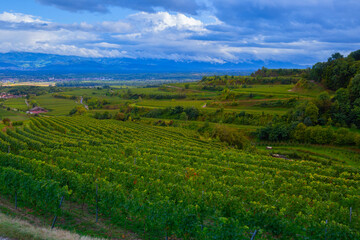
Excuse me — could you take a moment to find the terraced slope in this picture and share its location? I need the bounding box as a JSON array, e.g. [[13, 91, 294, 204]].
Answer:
[[0, 116, 359, 239]]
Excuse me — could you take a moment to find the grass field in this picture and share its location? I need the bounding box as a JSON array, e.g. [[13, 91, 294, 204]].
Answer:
[[1, 82, 56, 87], [0, 81, 324, 123], [4, 98, 28, 111], [231, 84, 325, 98], [36, 94, 80, 116], [0, 108, 28, 121], [258, 144, 360, 168]]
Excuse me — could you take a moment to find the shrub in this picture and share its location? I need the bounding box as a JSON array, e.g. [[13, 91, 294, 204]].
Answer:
[[212, 125, 249, 149]]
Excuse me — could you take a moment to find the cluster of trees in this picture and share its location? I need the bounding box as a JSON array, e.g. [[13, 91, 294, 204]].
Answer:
[[257, 98, 298, 108], [258, 123, 360, 147], [211, 124, 249, 149], [251, 67, 309, 78], [144, 105, 273, 126], [286, 76, 360, 128], [257, 51, 360, 146], [200, 75, 300, 88], [257, 86, 360, 146], [310, 50, 360, 91], [2, 86, 61, 96], [69, 106, 87, 115], [94, 111, 113, 120], [121, 89, 186, 100], [145, 106, 200, 121], [53, 93, 78, 100], [84, 97, 110, 109], [55, 81, 109, 87]]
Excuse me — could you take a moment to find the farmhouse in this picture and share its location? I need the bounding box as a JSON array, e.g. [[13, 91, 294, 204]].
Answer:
[[27, 107, 48, 114]]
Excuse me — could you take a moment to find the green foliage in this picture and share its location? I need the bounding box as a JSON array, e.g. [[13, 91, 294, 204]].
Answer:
[[257, 123, 292, 141], [355, 134, 360, 148], [69, 105, 87, 115], [2, 118, 11, 126], [293, 123, 306, 142], [315, 92, 332, 114], [115, 112, 127, 121], [348, 50, 360, 61], [294, 79, 315, 90], [310, 50, 360, 91], [305, 102, 319, 124], [348, 74, 360, 101], [86, 97, 110, 109], [304, 125, 333, 144], [211, 125, 249, 149], [94, 111, 112, 120]]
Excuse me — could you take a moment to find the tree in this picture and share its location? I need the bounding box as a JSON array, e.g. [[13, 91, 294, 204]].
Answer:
[[179, 112, 188, 121], [355, 134, 360, 148], [30, 100, 38, 107], [305, 102, 319, 124], [304, 126, 333, 144], [2, 118, 11, 126], [184, 107, 199, 120], [69, 106, 87, 115], [212, 125, 249, 149], [348, 74, 360, 102], [115, 112, 127, 121], [332, 88, 351, 123], [293, 123, 306, 142], [310, 62, 326, 82], [328, 52, 343, 62], [348, 49, 360, 61], [315, 92, 332, 114]]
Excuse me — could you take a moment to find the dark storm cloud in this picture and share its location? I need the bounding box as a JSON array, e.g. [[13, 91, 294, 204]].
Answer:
[[211, 0, 360, 38], [36, 0, 202, 14]]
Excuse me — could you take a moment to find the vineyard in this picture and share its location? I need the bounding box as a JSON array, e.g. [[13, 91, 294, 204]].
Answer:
[[0, 116, 359, 239]]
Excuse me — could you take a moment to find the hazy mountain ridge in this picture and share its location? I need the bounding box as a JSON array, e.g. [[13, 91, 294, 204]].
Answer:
[[0, 52, 305, 73]]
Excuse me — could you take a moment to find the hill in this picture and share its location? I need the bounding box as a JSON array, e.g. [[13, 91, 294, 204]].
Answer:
[[0, 116, 358, 239]]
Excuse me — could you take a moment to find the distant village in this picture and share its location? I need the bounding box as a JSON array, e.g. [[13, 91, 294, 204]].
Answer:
[[0, 92, 26, 99]]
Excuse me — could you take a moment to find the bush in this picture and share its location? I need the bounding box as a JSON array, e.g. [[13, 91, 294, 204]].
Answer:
[[334, 128, 356, 145], [355, 135, 360, 148], [212, 125, 249, 149], [115, 112, 127, 121], [69, 106, 87, 115], [304, 126, 333, 144], [2, 118, 11, 126]]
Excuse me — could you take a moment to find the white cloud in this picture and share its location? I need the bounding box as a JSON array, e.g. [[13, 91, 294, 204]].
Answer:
[[0, 9, 358, 65], [0, 12, 49, 23], [128, 11, 206, 32]]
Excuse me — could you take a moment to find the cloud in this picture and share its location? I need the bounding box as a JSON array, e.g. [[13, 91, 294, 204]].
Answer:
[[36, 0, 202, 14], [127, 12, 206, 33], [1, 5, 360, 65], [0, 12, 48, 24]]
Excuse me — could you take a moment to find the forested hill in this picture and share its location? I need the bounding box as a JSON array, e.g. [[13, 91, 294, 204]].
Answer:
[[310, 50, 360, 91]]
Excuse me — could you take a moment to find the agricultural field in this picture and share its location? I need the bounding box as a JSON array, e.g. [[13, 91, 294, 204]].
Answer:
[[0, 108, 28, 122], [2, 97, 28, 111], [35, 94, 81, 116], [258, 144, 360, 168], [0, 116, 358, 239], [0, 62, 359, 239]]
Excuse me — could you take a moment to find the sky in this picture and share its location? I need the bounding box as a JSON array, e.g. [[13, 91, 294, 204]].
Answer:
[[1, 0, 360, 65]]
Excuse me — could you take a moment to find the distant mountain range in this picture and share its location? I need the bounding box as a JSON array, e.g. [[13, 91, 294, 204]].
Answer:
[[0, 52, 306, 74]]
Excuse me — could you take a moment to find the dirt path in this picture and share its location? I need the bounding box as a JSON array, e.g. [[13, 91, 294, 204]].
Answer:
[[25, 99, 29, 107]]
